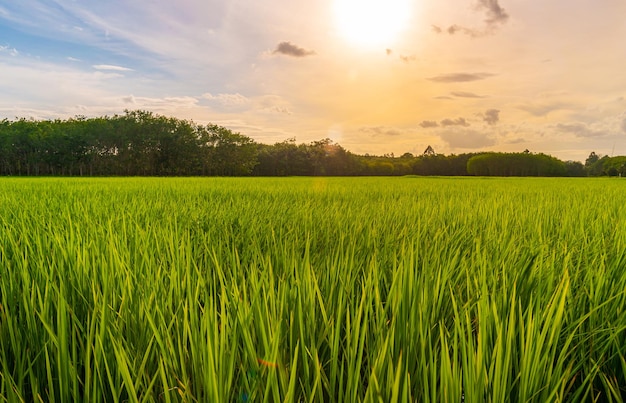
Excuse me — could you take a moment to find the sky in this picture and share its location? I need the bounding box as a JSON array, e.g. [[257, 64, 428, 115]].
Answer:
[[1, 0, 626, 161]]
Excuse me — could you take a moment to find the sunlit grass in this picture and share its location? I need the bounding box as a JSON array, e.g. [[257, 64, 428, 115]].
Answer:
[[0, 177, 625, 401]]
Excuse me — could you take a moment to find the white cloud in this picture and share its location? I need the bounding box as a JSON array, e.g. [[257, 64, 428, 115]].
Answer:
[[0, 45, 19, 56], [201, 92, 293, 115], [92, 64, 133, 71], [202, 92, 251, 107]]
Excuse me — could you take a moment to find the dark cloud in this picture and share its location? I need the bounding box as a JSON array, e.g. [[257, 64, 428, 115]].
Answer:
[[272, 41, 315, 57], [478, 0, 509, 26], [360, 126, 402, 136], [441, 117, 470, 127], [420, 120, 439, 128], [447, 25, 461, 34], [433, 0, 509, 37], [386, 48, 416, 63], [555, 123, 606, 138], [436, 25, 482, 37], [432, 24, 479, 37], [440, 128, 496, 149], [483, 109, 500, 125], [428, 72, 495, 83], [447, 24, 474, 35], [451, 91, 485, 98]]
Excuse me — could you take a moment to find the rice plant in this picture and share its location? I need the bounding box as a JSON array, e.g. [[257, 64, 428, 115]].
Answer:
[[0, 177, 624, 402]]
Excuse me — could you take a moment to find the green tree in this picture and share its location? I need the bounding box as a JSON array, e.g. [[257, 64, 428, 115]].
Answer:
[[200, 124, 258, 175], [585, 151, 599, 167]]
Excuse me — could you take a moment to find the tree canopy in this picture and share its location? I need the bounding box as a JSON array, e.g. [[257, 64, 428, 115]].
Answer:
[[0, 111, 617, 177]]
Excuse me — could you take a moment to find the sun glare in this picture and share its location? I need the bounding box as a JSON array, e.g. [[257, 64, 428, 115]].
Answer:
[[334, 0, 411, 47]]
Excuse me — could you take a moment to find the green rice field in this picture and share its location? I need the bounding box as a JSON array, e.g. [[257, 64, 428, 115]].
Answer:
[[0, 177, 625, 402]]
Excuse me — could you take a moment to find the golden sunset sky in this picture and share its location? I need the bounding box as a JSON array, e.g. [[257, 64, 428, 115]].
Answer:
[[1, 0, 625, 161]]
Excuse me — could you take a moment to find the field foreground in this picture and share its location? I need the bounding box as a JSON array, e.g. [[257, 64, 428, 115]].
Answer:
[[0, 177, 625, 402]]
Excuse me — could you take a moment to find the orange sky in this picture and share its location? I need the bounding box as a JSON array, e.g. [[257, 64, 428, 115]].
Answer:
[[1, 0, 626, 161]]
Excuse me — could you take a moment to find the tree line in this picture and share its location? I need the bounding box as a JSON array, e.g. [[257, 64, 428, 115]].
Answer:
[[0, 111, 620, 177]]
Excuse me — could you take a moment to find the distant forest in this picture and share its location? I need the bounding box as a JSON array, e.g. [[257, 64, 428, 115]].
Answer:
[[0, 110, 623, 177]]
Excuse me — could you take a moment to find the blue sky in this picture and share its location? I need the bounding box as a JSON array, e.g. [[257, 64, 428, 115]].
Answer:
[[1, 0, 626, 161]]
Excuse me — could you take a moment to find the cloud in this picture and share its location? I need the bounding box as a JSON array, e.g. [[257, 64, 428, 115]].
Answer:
[[433, 0, 509, 37], [621, 117, 626, 133], [203, 92, 251, 107], [360, 126, 402, 136], [387, 49, 416, 63], [517, 101, 572, 117], [257, 95, 293, 114], [441, 117, 470, 127], [451, 91, 485, 98], [269, 106, 292, 114], [92, 64, 133, 72], [420, 120, 439, 128], [129, 96, 200, 109], [432, 24, 482, 37], [440, 128, 496, 149], [483, 109, 500, 125], [0, 45, 19, 56], [202, 93, 292, 114], [428, 72, 495, 83], [555, 123, 608, 138], [477, 0, 509, 27], [272, 41, 315, 57]]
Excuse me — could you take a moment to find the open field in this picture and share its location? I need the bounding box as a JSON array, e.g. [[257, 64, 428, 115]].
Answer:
[[0, 177, 625, 402]]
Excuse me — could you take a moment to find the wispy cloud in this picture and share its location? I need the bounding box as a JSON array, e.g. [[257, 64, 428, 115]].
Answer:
[[203, 92, 251, 107], [360, 126, 402, 136], [201, 93, 293, 115], [441, 117, 470, 127], [0, 45, 19, 56], [92, 64, 133, 72], [555, 123, 608, 138], [272, 41, 315, 57], [385, 48, 416, 63], [451, 91, 486, 98], [517, 101, 573, 117], [428, 72, 495, 83]]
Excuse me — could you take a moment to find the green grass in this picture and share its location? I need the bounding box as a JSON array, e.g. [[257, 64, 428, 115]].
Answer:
[[0, 176, 625, 402]]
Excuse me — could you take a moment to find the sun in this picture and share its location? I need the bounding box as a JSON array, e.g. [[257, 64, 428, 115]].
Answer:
[[333, 0, 412, 47]]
